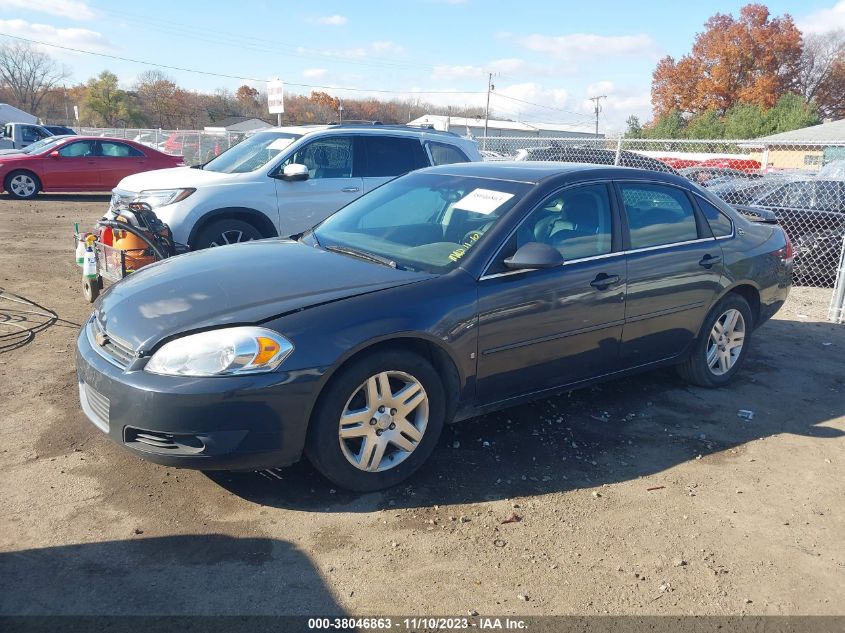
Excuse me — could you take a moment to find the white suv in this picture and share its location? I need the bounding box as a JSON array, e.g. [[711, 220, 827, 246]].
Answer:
[[110, 124, 481, 249]]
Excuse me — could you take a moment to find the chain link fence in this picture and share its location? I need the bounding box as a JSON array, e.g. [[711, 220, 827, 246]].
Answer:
[[76, 127, 249, 167], [480, 136, 845, 322]]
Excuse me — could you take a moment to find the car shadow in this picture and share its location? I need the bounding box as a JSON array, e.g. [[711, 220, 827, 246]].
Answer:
[[0, 534, 346, 616], [207, 318, 845, 512], [1, 193, 112, 203]]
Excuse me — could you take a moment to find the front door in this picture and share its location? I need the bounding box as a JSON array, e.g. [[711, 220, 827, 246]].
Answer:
[[476, 183, 626, 403], [274, 136, 363, 235], [616, 181, 724, 367], [41, 140, 101, 190]]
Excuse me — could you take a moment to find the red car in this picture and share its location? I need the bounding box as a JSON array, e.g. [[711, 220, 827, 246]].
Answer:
[[657, 157, 701, 170], [697, 157, 761, 173], [0, 136, 185, 199]]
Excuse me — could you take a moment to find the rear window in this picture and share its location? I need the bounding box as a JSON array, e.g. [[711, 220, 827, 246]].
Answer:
[[696, 197, 733, 237], [620, 183, 699, 249], [362, 136, 427, 177], [427, 142, 469, 166]]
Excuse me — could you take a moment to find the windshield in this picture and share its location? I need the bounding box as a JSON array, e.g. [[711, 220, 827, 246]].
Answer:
[[23, 136, 68, 155], [312, 172, 531, 274], [202, 131, 302, 173]]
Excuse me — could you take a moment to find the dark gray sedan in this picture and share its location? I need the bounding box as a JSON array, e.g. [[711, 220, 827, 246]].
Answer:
[[76, 163, 793, 491]]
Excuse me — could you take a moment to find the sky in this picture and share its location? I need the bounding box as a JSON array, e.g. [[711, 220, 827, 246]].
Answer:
[[0, 0, 843, 133]]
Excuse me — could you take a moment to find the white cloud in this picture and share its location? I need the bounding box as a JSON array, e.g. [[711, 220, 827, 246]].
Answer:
[[315, 14, 348, 26], [798, 1, 845, 34], [303, 68, 327, 79], [519, 33, 660, 62], [581, 81, 652, 134], [301, 41, 404, 60], [432, 59, 540, 81], [0, 0, 94, 20], [0, 19, 112, 52]]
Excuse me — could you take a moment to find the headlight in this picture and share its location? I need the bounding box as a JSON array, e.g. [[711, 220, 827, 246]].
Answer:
[[135, 188, 195, 209], [145, 327, 293, 376]]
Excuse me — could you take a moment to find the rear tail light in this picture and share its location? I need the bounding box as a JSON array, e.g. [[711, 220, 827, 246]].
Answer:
[[776, 228, 793, 263]]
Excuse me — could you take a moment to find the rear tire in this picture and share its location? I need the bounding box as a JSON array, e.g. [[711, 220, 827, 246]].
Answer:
[[191, 218, 264, 250], [305, 350, 446, 492], [677, 293, 753, 388], [5, 170, 41, 200]]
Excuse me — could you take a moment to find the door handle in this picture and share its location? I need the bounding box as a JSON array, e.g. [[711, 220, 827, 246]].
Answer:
[[699, 254, 722, 268], [590, 273, 621, 290], [341, 186, 360, 193]]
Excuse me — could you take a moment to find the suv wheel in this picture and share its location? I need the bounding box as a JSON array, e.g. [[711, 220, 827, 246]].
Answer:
[[192, 218, 263, 250], [677, 293, 753, 388], [305, 350, 445, 491]]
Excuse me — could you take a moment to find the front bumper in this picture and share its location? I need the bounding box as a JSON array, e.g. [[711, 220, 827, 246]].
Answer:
[[76, 319, 326, 470]]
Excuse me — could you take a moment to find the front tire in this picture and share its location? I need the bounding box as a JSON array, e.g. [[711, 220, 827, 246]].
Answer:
[[191, 218, 264, 250], [5, 170, 41, 200], [677, 293, 753, 388], [305, 350, 446, 492]]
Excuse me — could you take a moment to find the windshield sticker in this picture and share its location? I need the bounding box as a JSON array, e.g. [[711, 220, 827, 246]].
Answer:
[[453, 188, 514, 215], [268, 138, 294, 151], [448, 230, 483, 262]]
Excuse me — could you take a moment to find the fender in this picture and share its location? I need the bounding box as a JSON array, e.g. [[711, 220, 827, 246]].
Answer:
[[187, 207, 278, 246]]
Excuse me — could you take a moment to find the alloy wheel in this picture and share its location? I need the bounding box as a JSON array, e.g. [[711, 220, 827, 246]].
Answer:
[[338, 370, 429, 472], [706, 308, 746, 376], [10, 174, 36, 198], [209, 230, 252, 247]]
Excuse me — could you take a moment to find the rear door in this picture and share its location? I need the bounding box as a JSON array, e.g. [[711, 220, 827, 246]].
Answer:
[[40, 140, 101, 190], [274, 135, 362, 235], [616, 180, 724, 367], [96, 141, 149, 187], [360, 136, 429, 193]]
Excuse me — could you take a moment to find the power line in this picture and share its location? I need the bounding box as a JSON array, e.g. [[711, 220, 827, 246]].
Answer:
[[493, 93, 594, 120], [0, 33, 486, 96]]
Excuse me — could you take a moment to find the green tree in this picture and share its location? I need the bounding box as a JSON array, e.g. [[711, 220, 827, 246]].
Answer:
[[644, 109, 686, 138], [624, 115, 643, 138], [84, 71, 139, 126], [765, 93, 820, 134], [686, 108, 724, 138], [723, 102, 768, 138]]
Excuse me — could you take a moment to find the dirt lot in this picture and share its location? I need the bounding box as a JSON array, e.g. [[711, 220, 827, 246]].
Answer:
[[1, 194, 843, 618]]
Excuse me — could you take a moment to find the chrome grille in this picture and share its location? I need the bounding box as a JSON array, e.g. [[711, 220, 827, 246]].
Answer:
[[88, 318, 136, 368]]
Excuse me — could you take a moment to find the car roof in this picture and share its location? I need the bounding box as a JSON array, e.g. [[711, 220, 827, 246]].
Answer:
[[422, 160, 691, 185], [264, 123, 468, 142]]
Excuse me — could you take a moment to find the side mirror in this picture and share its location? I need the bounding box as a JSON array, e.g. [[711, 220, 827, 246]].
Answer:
[[49, 150, 60, 158], [503, 242, 564, 271], [280, 163, 309, 181]]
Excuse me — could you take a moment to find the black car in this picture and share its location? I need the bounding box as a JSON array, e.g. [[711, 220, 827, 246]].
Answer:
[[43, 125, 76, 136], [679, 166, 763, 187], [515, 145, 679, 174], [76, 163, 792, 491]]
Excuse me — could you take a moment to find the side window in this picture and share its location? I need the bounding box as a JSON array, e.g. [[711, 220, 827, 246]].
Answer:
[[100, 141, 145, 157], [503, 184, 614, 264], [363, 137, 422, 177], [285, 137, 353, 179], [620, 183, 699, 249], [427, 142, 469, 166], [21, 126, 43, 143], [58, 140, 97, 157], [696, 197, 733, 237]]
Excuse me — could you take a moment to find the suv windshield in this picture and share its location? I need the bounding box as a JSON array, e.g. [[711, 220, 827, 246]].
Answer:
[[312, 172, 530, 274], [203, 131, 302, 173]]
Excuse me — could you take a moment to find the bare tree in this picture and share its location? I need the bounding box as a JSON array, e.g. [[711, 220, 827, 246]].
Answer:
[[798, 30, 845, 105], [0, 41, 70, 116]]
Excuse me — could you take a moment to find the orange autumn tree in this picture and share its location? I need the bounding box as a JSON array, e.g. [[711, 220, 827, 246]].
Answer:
[[651, 4, 802, 118]]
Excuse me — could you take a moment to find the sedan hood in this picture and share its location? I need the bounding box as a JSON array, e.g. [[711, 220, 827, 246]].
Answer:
[[95, 240, 433, 352], [116, 165, 233, 192]]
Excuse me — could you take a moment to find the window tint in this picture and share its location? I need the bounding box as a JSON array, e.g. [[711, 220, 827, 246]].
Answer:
[[22, 126, 48, 143], [428, 142, 469, 166], [100, 141, 144, 157], [58, 140, 97, 157], [513, 184, 614, 260], [620, 183, 699, 249], [363, 136, 421, 177], [696, 197, 733, 237], [285, 137, 352, 179]]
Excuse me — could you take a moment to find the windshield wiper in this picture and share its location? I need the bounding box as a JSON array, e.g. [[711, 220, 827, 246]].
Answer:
[[324, 245, 401, 269]]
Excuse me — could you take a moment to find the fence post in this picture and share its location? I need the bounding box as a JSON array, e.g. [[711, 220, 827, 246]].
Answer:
[[614, 137, 623, 166], [761, 146, 770, 173], [829, 234, 845, 324]]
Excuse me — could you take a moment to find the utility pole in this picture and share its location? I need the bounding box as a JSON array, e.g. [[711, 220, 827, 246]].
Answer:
[[588, 95, 606, 138], [483, 72, 494, 150]]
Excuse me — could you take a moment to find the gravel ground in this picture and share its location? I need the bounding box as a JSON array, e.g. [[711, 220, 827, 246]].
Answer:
[[1, 194, 843, 617]]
